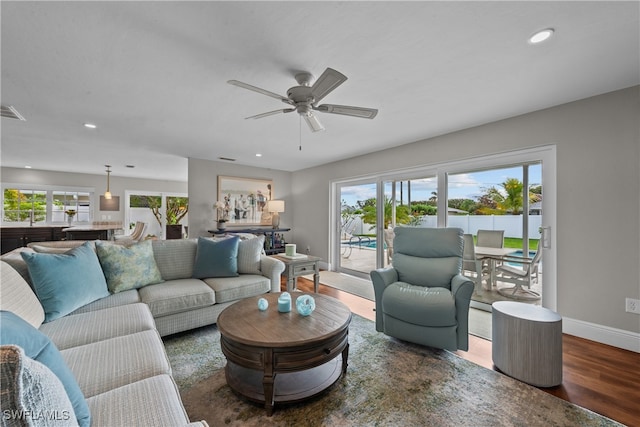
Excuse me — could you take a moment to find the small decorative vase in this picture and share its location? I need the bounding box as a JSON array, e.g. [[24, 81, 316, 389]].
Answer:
[[296, 295, 316, 316], [257, 298, 269, 311], [278, 292, 292, 313], [217, 221, 226, 231], [67, 216, 73, 226]]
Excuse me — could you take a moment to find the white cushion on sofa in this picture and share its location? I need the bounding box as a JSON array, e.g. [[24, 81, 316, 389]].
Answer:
[[86, 375, 191, 427], [39, 303, 156, 351], [0, 261, 45, 328], [138, 279, 216, 317], [61, 330, 171, 398]]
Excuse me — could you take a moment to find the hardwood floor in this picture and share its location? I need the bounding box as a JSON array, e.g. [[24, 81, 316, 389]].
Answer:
[[288, 277, 640, 427]]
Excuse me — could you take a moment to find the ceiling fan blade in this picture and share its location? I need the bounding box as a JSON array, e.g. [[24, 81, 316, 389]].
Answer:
[[303, 112, 325, 132], [246, 108, 295, 120], [310, 68, 347, 103], [315, 104, 378, 119], [227, 80, 292, 104]]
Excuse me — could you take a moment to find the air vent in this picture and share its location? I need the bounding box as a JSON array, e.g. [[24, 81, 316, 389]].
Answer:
[[1, 105, 26, 121], [218, 157, 236, 162]]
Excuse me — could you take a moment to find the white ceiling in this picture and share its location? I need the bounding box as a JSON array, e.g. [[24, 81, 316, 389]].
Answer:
[[1, 1, 638, 182]]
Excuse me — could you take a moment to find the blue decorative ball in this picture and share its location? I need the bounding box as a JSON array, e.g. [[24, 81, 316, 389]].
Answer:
[[296, 295, 316, 316], [257, 298, 269, 311]]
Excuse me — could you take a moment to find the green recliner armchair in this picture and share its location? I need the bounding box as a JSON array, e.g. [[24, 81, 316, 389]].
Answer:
[[370, 227, 475, 351]]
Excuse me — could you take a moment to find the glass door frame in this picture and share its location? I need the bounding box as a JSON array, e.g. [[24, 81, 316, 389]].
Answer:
[[123, 190, 188, 240], [330, 145, 556, 310]]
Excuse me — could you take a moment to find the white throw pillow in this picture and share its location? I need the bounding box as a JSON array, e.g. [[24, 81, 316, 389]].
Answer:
[[237, 235, 265, 275], [0, 261, 45, 328]]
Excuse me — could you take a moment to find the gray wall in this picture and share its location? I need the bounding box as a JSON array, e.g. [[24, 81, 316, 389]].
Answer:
[[290, 86, 639, 339], [187, 158, 293, 239], [0, 168, 187, 223], [4, 86, 638, 348]]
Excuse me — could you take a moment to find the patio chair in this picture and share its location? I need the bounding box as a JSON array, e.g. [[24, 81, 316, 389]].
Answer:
[[341, 219, 371, 258], [383, 228, 395, 264], [370, 227, 475, 351], [114, 221, 146, 243], [462, 233, 488, 290], [496, 240, 542, 300], [476, 229, 505, 271]]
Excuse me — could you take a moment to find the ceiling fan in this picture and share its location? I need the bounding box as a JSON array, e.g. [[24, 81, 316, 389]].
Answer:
[[227, 68, 378, 132]]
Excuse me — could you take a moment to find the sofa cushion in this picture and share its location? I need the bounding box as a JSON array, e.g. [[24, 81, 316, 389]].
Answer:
[[0, 311, 91, 427], [20, 242, 110, 322], [138, 279, 215, 317], [237, 235, 265, 275], [152, 239, 197, 281], [0, 261, 45, 328], [1, 247, 35, 288], [69, 290, 140, 315], [193, 236, 239, 279], [61, 330, 171, 398], [38, 303, 156, 351], [86, 375, 190, 427], [96, 240, 164, 293], [0, 345, 78, 426], [203, 274, 270, 304]]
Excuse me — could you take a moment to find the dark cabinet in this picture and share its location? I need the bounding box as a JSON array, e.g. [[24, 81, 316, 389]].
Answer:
[[1, 227, 65, 254]]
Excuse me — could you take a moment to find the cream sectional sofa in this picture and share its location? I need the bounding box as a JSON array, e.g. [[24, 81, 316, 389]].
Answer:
[[0, 236, 285, 426]]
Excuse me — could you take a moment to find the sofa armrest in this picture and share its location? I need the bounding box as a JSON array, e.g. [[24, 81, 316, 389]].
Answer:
[[370, 267, 398, 332], [260, 255, 285, 293]]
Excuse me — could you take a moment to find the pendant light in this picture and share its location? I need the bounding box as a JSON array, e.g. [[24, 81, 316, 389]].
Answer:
[[104, 165, 112, 200]]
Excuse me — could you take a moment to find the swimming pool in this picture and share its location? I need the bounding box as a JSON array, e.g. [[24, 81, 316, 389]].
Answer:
[[342, 238, 380, 249]]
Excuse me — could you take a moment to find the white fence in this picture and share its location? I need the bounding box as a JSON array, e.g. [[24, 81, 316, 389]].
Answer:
[[346, 214, 542, 239]]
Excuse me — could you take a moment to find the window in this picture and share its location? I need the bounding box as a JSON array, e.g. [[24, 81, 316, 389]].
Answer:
[[2, 186, 93, 225], [2, 189, 46, 223]]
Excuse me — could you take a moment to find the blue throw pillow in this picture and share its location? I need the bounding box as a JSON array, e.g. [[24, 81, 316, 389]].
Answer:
[[193, 236, 240, 278], [95, 240, 164, 293], [0, 311, 91, 427], [21, 242, 109, 322]]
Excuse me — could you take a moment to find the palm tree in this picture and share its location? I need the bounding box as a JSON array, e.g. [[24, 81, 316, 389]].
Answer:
[[477, 178, 539, 215], [361, 196, 411, 229]]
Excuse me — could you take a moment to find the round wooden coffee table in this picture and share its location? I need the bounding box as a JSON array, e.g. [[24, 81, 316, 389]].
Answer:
[[217, 292, 352, 415]]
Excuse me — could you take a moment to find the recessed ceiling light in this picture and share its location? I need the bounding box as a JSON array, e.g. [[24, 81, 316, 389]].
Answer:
[[83, 123, 97, 129], [255, 153, 262, 157], [24, 165, 32, 169], [528, 28, 554, 45]]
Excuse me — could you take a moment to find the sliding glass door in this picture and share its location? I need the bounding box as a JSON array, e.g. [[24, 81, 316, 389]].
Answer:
[[123, 191, 188, 240], [331, 146, 556, 309], [448, 163, 543, 304]]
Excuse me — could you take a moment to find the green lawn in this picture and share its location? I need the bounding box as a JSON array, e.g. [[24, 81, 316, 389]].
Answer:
[[503, 237, 539, 251]]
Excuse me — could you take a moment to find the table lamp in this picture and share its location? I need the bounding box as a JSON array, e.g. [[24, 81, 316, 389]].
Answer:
[[267, 200, 285, 229]]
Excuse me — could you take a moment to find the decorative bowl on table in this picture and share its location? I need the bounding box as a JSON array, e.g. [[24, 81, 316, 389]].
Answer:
[[296, 295, 316, 316]]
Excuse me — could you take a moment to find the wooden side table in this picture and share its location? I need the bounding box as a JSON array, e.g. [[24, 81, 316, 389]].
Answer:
[[270, 254, 321, 292], [492, 301, 563, 387]]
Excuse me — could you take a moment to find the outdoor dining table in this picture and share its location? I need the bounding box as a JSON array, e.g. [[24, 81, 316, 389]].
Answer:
[[474, 246, 518, 289]]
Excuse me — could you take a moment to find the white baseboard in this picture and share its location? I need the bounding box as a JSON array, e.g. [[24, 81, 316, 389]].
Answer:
[[563, 316, 640, 353]]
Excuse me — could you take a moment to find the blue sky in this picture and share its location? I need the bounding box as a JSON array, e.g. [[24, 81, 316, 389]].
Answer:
[[341, 164, 542, 207]]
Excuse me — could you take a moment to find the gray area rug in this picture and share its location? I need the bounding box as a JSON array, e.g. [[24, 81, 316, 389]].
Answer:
[[164, 314, 620, 427]]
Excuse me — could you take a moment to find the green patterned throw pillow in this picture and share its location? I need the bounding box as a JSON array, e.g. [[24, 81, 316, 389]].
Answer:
[[96, 240, 164, 293]]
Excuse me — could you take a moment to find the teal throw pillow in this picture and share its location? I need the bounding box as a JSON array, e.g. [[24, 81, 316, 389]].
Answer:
[[95, 240, 164, 293], [0, 311, 91, 427], [21, 242, 109, 322], [193, 236, 240, 278]]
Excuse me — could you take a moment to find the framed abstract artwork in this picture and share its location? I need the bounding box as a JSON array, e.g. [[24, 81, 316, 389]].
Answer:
[[217, 176, 273, 226]]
